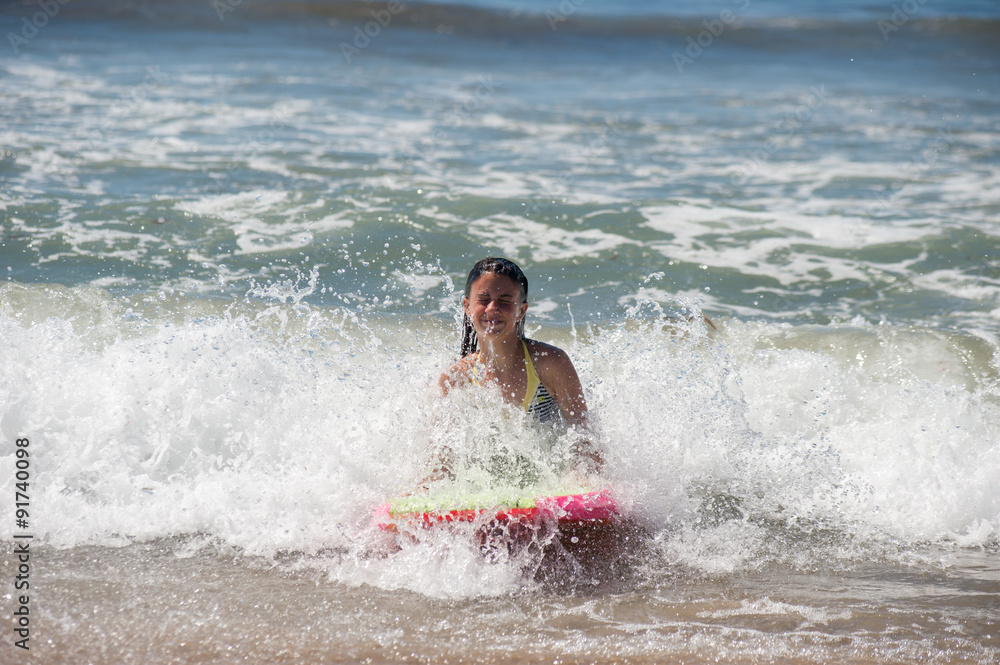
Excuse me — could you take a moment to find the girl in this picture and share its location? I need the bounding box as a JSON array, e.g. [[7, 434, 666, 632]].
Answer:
[[433, 258, 602, 481]]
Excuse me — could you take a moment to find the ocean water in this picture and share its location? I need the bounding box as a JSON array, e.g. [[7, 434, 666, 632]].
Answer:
[[1, 0, 999, 662]]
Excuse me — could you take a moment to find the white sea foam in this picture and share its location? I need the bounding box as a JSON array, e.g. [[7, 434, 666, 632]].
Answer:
[[697, 597, 852, 625], [466, 215, 639, 263], [2, 284, 995, 598]]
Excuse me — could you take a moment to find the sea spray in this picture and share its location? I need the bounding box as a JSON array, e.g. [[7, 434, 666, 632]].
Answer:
[[2, 281, 998, 594]]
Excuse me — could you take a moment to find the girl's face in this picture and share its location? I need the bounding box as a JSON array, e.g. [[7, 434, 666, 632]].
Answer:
[[463, 272, 527, 342]]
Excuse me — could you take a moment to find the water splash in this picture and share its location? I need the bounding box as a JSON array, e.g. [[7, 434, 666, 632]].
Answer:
[[1, 281, 997, 595]]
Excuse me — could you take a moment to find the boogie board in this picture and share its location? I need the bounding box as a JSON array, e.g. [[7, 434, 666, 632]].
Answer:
[[374, 487, 618, 532]]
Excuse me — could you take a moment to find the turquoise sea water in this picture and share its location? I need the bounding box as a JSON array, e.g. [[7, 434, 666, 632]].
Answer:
[[1, 1, 999, 662]]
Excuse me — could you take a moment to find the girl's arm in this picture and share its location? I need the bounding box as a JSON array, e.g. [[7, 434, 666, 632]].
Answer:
[[530, 341, 604, 472]]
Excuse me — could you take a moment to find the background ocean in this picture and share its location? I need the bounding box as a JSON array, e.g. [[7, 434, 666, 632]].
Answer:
[[1, 0, 999, 662]]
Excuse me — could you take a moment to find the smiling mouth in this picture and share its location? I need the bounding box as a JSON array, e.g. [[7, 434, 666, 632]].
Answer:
[[482, 318, 504, 333]]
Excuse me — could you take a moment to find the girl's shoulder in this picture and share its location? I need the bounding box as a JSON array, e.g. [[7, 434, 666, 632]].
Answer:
[[524, 338, 586, 424], [524, 338, 573, 374]]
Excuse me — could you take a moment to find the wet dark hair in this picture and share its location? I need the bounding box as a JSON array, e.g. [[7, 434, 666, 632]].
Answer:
[[460, 257, 529, 357]]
